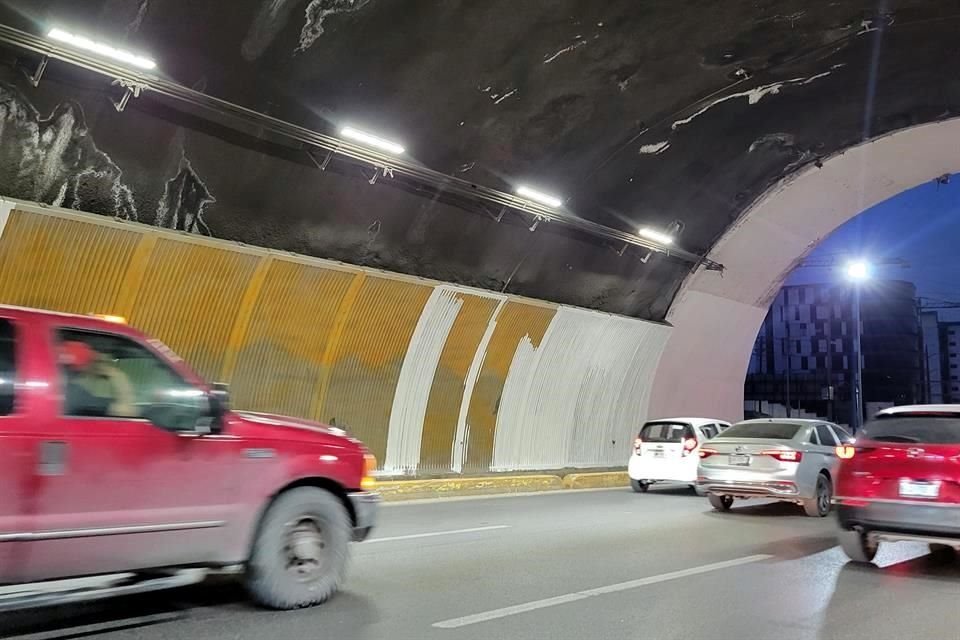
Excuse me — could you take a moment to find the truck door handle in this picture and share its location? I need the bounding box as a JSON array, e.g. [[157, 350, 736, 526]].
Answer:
[[38, 441, 68, 476]]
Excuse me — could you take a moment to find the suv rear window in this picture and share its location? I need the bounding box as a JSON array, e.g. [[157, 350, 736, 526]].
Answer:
[[640, 422, 694, 442], [718, 422, 801, 440], [862, 416, 960, 444], [0, 319, 15, 415]]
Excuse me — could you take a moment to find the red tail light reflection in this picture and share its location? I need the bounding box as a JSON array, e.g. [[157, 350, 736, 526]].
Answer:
[[762, 449, 803, 463]]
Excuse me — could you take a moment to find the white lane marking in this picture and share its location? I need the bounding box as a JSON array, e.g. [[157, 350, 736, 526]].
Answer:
[[433, 554, 773, 629], [366, 525, 511, 544]]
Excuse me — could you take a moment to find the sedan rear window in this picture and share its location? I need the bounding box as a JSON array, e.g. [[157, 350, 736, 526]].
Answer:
[[862, 416, 960, 444], [640, 422, 694, 442], [717, 423, 801, 440]]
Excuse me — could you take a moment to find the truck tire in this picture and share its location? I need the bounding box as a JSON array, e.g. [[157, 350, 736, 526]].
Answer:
[[245, 487, 351, 610]]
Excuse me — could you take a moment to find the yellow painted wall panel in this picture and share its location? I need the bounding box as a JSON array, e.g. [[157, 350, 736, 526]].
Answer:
[[229, 259, 355, 417], [418, 294, 499, 473], [463, 302, 556, 473], [0, 209, 140, 315], [319, 276, 432, 463], [129, 238, 261, 381]]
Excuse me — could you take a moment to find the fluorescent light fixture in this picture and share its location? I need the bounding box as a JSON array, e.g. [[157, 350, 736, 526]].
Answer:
[[339, 126, 405, 154], [638, 227, 675, 246], [47, 28, 157, 70], [515, 186, 563, 209], [846, 260, 870, 282]]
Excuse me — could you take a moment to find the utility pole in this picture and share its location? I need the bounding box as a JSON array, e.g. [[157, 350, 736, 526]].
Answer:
[[850, 276, 865, 432]]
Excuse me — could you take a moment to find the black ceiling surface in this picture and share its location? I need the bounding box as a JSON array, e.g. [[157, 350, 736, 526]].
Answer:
[[0, 0, 958, 320]]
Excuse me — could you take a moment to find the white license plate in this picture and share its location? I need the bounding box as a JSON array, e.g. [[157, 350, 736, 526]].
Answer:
[[729, 454, 750, 466], [899, 479, 941, 499], [653, 450, 665, 459]]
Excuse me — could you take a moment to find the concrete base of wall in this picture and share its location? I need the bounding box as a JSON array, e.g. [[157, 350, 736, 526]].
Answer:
[[377, 470, 629, 501]]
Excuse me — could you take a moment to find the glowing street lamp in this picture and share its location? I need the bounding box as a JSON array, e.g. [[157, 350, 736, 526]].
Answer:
[[845, 260, 870, 282]]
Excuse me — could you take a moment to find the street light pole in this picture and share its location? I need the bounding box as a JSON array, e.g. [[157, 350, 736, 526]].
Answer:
[[850, 282, 864, 432], [846, 260, 869, 433]]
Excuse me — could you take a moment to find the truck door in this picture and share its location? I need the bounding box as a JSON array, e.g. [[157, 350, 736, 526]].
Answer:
[[0, 317, 31, 581], [20, 326, 246, 582]]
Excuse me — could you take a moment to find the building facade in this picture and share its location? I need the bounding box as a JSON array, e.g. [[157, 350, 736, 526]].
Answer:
[[746, 280, 922, 421]]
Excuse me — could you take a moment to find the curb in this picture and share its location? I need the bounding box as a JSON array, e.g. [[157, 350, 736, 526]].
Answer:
[[562, 471, 631, 490], [377, 471, 628, 502]]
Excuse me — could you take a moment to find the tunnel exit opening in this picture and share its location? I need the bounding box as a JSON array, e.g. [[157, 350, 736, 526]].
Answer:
[[651, 117, 960, 424]]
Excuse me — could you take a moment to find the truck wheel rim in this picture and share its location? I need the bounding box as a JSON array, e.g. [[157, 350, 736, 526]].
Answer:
[[284, 517, 327, 582]]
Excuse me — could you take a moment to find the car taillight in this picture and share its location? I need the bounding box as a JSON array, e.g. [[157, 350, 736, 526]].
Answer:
[[836, 445, 856, 460], [634, 437, 643, 455], [762, 449, 803, 463], [699, 448, 718, 459], [682, 437, 698, 457], [361, 453, 377, 491]]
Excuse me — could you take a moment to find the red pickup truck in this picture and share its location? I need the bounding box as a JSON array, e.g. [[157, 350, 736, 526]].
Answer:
[[0, 305, 379, 610]]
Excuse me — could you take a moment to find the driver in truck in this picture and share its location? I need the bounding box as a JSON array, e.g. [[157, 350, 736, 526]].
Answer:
[[60, 339, 137, 418]]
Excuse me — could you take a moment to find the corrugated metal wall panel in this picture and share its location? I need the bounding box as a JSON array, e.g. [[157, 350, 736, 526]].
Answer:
[[418, 291, 500, 474], [228, 258, 356, 416], [0, 203, 676, 477], [383, 286, 463, 473], [0, 208, 140, 314], [492, 307, 671, 471], [130, 238, 262, 381], [461, 301, 556, 473], [320, 276, 432, 465]]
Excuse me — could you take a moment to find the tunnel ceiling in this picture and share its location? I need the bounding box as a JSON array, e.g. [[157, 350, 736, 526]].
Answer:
[[0, 0, 957, 321]]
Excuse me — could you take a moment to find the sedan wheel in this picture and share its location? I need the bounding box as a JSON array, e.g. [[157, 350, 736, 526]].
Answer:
[[630, 479, 650, 493], [838, 528, 878, 563], [803, 475, 832, 517], [708, 494, 733, 512]]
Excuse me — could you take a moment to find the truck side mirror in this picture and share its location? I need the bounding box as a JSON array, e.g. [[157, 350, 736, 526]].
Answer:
[[209, 383, 231, 421]]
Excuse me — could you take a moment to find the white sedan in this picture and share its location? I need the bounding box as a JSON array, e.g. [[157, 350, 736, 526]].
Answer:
[[629, 418, 730, 494]]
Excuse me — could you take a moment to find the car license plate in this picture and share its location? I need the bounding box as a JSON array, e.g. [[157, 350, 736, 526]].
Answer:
[[653, 450, 665, 459], [899, 479, 941, 499], [729, 454, 750, 466]]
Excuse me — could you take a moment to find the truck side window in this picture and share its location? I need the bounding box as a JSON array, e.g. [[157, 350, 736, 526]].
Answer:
[[58, 329, 201, 423], [0, 319, 15, 415]]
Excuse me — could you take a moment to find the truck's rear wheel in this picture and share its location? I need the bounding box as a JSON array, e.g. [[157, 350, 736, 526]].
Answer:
[[246, 487, 351, 609]]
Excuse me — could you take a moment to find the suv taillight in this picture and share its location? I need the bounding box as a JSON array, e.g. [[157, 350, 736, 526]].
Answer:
[[762, 449, 802, 463], [682, 437, 698, 457], [633, 437, 643, 455]]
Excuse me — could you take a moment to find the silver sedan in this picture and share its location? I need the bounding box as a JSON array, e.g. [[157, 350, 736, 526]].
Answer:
[[696, 419, 852, 517]]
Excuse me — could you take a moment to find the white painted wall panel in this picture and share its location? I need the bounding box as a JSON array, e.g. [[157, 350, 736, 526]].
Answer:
[[384, 286, 462, 473], [492, 307, 671, 471]]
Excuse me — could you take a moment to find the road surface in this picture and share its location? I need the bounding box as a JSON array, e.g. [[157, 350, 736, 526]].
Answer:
[[3, 487, 959, 640]]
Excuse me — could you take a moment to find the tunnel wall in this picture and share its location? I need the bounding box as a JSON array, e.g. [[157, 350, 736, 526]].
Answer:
[[650, 117, 960, 424], [0, 198, 670, 475]]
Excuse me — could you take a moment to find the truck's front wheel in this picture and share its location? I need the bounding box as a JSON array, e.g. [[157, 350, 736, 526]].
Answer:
[[246, 487, 351, 609]]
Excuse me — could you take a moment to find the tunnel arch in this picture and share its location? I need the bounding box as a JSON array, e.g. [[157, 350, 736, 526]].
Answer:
[[650, 116, 960, 422]]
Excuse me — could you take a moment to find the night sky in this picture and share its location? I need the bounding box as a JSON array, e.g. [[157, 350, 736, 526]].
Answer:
[[787, 175, 960, 320]]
